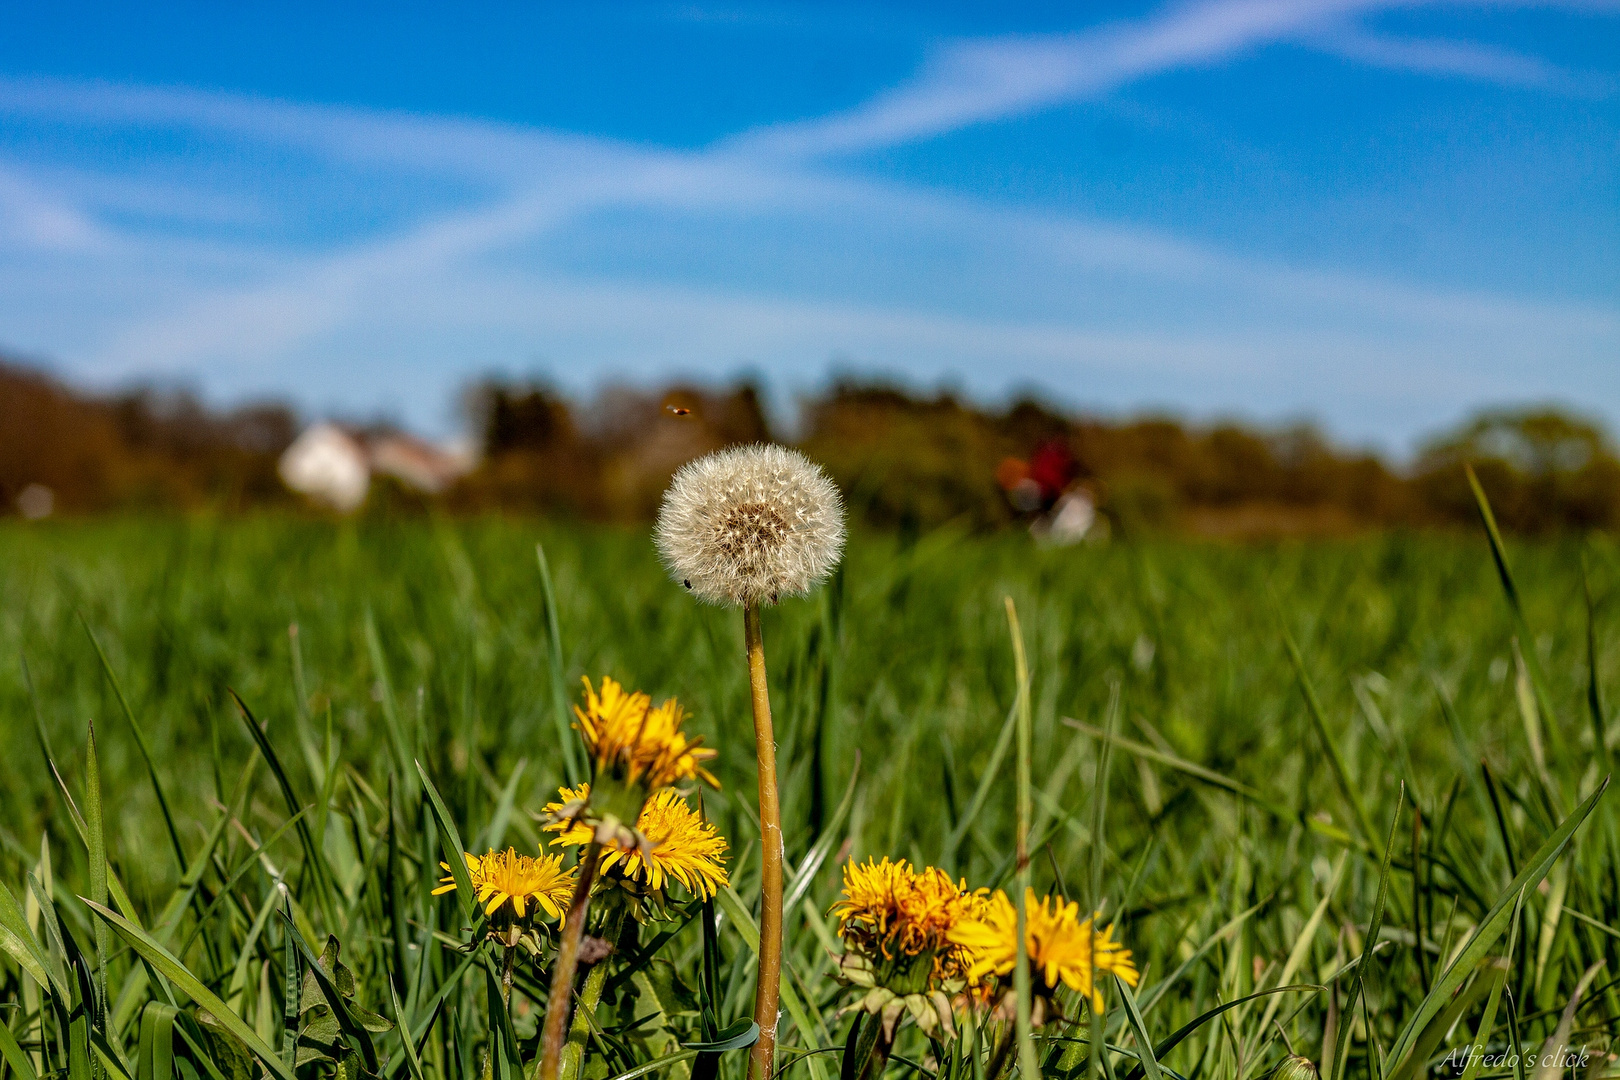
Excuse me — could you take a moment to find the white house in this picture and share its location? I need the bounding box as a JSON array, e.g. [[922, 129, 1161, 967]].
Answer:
[[277, 423, 475, 511]]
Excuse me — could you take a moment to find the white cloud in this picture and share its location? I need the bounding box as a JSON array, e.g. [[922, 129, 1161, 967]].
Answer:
[[734, 0, 1398, 156], [1311, 28, 1605, 90], [0, 166, 106, 250], [733, 0, 1619, 156]]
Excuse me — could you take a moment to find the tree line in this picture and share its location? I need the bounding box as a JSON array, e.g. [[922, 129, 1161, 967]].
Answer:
[[3, 357, 1616, 535]]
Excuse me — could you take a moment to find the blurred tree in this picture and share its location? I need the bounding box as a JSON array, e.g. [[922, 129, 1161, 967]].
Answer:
[[0, 360, 124, 511], [473, 382, 575, 455], [1414, 408, 1620, 532], [453, 380, 596, 515], [799, 384, 1018, 531], [590, 381, 773, 521], [0, 360, 296, 513]]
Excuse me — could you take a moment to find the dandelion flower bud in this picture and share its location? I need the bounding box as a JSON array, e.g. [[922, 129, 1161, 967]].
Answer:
[[656, 443, 845, 607], [1274, 1058, 1318, 1080]]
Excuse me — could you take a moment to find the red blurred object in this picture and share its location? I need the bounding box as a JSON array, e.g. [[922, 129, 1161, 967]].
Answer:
[[1027, 440, 1076, 503], [997, 442, 1076, 514]]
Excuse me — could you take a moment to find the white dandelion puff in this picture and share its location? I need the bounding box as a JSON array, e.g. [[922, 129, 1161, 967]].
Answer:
[[656, 444, 846, 607]]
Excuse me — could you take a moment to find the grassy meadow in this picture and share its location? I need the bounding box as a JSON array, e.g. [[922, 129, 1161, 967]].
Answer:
[[0, 517, 1616, 1080]]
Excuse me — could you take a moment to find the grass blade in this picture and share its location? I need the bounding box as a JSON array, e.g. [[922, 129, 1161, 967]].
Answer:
[[1385, 776, 1609, 1072], [1388, 959, 1500, 1080], [1282, 628, 1376, 845], [415, 761, 477, 928], [0, 1004, 40, 1080], [137, 1003, 177, 1080], [1582, 550, 1612, 773], [1465, 466, 1562, 757], [537, 542, 583, 786], [1333, 785, 1404, 1080], [84, 721, 110, 1037], [1122, 986, 1324, 1080], [81, 899, 295, 1080], [784, 759, 860, 916], [1138, 899, 1267, 1016], [0, 879, 56, 996], [1004, 597, 1038, 1080], [940, 701, 1017, 869], [480, 759, 527, 853], [713, 886, 829, 1080], [1114, 974, 1164, 1080], [80, 618, 187, 872], [382, 950, 477, 1079], [365, 609, 416, 791], [386, 779, 411, 999], [229, 690, 329, 909], [1255, 853, 1345, 1042], [600, 1049, 702, 1080], [387, 979, 427, 1080], [1458, 961, 1509, 1080]]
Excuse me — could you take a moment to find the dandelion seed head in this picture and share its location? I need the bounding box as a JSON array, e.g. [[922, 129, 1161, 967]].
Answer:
[[656, 444, 845, 607]]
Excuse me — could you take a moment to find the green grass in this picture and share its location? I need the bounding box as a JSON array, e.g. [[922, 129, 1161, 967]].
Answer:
[[0, 516, 1616, 1080]]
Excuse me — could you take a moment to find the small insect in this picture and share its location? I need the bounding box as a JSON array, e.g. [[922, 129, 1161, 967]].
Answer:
[[665, 405, 692, 416], [683, 579, 692, 590]]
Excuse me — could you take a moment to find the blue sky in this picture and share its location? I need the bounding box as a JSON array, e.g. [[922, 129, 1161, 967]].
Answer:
[[0, 1, 1615, 450]]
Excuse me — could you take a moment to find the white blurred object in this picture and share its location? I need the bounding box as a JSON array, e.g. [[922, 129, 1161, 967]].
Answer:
[[279, 423, 370, 511], [16, 483, 54, 520], [1031, 488, 1096, 546], [370, 434, 476, 494], [279, 423, 476, 511]]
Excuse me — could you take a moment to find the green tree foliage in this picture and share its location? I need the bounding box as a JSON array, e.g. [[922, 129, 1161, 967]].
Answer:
[[1413, 408, 1620, 532]]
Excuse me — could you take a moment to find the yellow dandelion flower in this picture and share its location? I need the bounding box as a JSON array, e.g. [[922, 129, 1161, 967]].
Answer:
[[831, 858, 986, 987], [830, 857, 912, 943], [432, 848, 576, 921], [946, 889, 1138, 1011], [545, 785, 729, 900], [575, 677, 719, 791]]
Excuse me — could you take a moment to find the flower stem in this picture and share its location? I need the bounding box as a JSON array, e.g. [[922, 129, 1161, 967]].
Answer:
[[560, 906, 625, 1080], [501, 943, 517, 1005], [858, 1018, 894, 1080], [744, 602, 783, 1080], [539, 840, 601, 1080]]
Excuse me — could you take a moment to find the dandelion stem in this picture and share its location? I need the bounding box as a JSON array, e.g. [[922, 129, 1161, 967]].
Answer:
[[859, 1019, 894, 1080], [745, 601, 783, 1080], [501, 942, 517, 1005], [561, 906, 625, 1080], [540, 839, 602, 1080]]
